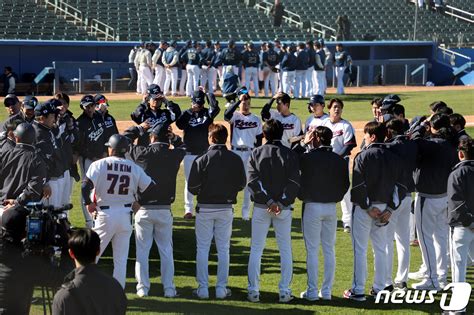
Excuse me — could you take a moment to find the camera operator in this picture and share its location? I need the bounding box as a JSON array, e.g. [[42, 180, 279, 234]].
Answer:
[[52, 228, 127, 315], [0, 123, 47, 315]]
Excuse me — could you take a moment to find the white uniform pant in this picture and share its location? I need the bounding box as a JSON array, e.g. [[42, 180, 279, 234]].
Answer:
[[61, 170, 72, 206], [79, 157, 94, 228], [195, 208, 233, 297], [153, 65, 165, 89], [341, 158, 352, 228], [302, 202, 337, 298], [244, 67, 259, 97], [335, 66, 346, 94], [186, 64, 201, 96], [281, 71, 295, 95], [415, 194, 449, 286], [135, 207, 175, 295], [386, 196, 412, 285], [183, 154, 197, 215], [139, 65, 153, 95], [248, 206, 293, 295], [94, 208, 133, 288], [136, 67, 142, 94], [305, 67, 313, 97], [179, 68, 187, 96], [264, 71, 277, 97], [450, 226, 474, 282], [163, 67, 178, 96], [44, 177, 63, 209], [200, 66, 215, 94], [351, 204, 389, 295], [215, 66, 223, 90], [233, 150, 252, 219], [314, 70, 326, 96], [294, 70, 306, 98]]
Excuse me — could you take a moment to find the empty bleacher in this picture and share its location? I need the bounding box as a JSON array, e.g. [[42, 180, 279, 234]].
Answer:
[[0, 0, 94, 40]]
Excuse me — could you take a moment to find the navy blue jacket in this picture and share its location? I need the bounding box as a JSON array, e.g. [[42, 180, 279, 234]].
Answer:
[[448, 160, 474, 227], [295, 50, 309, 70], [386, 135, 418, 193], [280, 52, 297, 71], [221, 47, 241, 66], [242, 50, 260, 68]]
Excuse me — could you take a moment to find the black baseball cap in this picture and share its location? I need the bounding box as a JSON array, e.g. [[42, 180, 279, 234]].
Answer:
[[147, 84, 162, 98], [4, 94, 19, 107], [22, 96, 39, 110], [34, 100, 60, 117], [381, 94, 401, 111], [308, 95, 325, 106], [80, 95, 95, 108], [149, 121, 170, 138], [191, 90, 206, 106]]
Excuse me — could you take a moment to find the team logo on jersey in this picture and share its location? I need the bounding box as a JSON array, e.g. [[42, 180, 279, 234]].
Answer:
[[104, 118, 115, 128], [188, 115, 208, 127], [333, 130, 344, 137], [234, 120, 258, 129], [282, 123, 295, 130], [88, 127, 104, 142]]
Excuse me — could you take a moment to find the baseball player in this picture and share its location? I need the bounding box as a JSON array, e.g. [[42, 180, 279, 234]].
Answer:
[[130, 84, 181, 146], [176, 89, 220, 218], [247, 119, 300, 303], [200, 41, 216, 94], [188, 123, 246, 299], [2, 94, 21, 119], [128, 45, 138, 89], [411, 113, 458, 290], [449, 113, 469, 143], [344, 121, 403, 301], [298, 126, 349, 301], [319, 38, 332, 95], [280, 44, 297, 95], [262, 42, 279, 97], [82, 134, 154, 288], [134, 43, 144, 94], [261, 92, 302, 148], [152, 40, 167, 89], [333, 43, 349, 95], [294, 43, 309, 99], [305, 40, 315, 98], [1, 95, 36, 133], [94, 94, 118, 147], [184, 41, 202, 96], [321, 98, 357, 232], [178, 41, 192, 97], [137, 43, 154, 95], [313, 41, 326, 96], [162, 41, 180, 97], [448, 138, 474, 287], [384, 118, 419, 290], [221, 40, 241, 76], [305, 95, 328, 132], [224, 91, 263, 220], [123, 121, 186, 298], [242, 43, 260, 97]]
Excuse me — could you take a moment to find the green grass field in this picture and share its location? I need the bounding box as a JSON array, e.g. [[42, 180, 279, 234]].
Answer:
[[7, 89, 472, 314]]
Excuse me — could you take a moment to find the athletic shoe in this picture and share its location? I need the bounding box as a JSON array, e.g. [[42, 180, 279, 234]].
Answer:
[[438, 279, 448, 290], [383, 285, 394, 292], [408, 270, 427, 281], [247, 291, 260, 303], [343, 225, 351, 233], [318, 291, 332, 300], [216, 288, 232, 299], [183, 212, 194, 220], [279, 292, 294, 303], [410, 239, 419, 246], [242, 216, 250, 221], [137, 288, 148, 297], [300, 291, 319, 301], [192, 289, 209, 300], [343, 289, 366, 302], [394, 282, 408, 291], [411, 279, 439, 291], [164, 289, 179, 298]]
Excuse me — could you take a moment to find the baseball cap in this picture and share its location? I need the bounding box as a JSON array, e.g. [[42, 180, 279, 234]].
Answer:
[[170, 40, 177, 47], [268, 42, 274, 49], [4, 94, 19, 107], [147, 84, 163, 99], [149, 121, 170, 138], [94, 94, 109, 106], [191, 90, 206, 106], [80, 95, 95, 108], [228, 39, 235, 46], [34, 100, 60, 117], [381, 94, 401, 111], [22, 96, 39, 110], [308, 95, 325, 105], [48, 98, 63, 108]]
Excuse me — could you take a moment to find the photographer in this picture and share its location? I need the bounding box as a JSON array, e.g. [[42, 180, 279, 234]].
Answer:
[[53, 228, 127, 315], [0, 123, 47, 314]]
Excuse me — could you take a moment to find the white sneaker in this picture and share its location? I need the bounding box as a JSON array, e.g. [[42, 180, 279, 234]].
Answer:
[[137, 288, 148, 297], [318, 291, 332, 300], [247, 291, 260, 303], [279, 292, 294, 303], [216, 288, 232, 299], [300, 291, 318, 301], [408, 270, 427, 281], [411, 279, 440, 291]]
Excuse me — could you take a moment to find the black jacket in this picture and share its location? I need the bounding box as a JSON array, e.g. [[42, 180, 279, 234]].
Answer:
[[0, 143, 46, 206], [386, 135, 418, 193], [75, 112, 107, 160], [32, 121, 64, 179], [448, 160, 474, 227], [248, 140, 300, 207], [57, 110, 78, 171], [1, 111, 34, 132], [52, 264, 127, 315], [188, 145, 246, 205], [175, 94, 220, 155], [298, 146, 349, 203], [124, 126, 186, 205], [100, 112, 118, 146], [351, 143, 404, 210]]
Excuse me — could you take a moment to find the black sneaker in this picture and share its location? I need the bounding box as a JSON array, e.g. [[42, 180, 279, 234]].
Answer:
[[383, 285, 394, 292], [394, 282, 408, 291]]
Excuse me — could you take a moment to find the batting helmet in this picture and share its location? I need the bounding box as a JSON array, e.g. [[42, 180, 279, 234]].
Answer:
[[308, 95, 325, 105], [105, 134, 130, 154], [13, 123, 36, 145]]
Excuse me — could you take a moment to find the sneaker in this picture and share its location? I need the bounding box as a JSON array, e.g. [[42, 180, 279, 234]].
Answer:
[[369, 287, 379, 298], [242, 216, 250, 221], [383, 285, 394, 292], [216, 288, 232, 299], [410, 239, 419, 246], [343, 225, 351, 233], [394, 282, 408, 291], [438, 279, 448, 289], [279, 292, 294, 303], [192, 289, 209, 299], [183, 212, 194, 220], [411, 279, 439, 291], [164, 288, 179, 298], [247, 291, 260, 303], [300, 291, 318, 301], [343, 289, 366, 301], [408, 270, 427, 281], [137, 288, 148, 297], [318, 291, 332, 300]]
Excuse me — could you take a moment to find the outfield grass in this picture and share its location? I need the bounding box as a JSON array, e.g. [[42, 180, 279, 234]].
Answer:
[[13, 89, 473, 314]]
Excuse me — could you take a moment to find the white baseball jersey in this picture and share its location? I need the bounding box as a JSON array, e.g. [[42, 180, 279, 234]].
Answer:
[[87, 156, 152, 211], [305, 113, 329, 132], [320, 117, 356, 156], [269, 109, 302, 148], [229, 112, 262, 148]]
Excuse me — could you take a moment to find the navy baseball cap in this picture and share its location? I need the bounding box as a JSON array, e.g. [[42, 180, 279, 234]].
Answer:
[[80, 95, 95, 108], [34, 100, 60, 117], [147, 84, 163, 98], [4, 94, 19, 107], [48, 98, 63, 108], [308, 95, 325, 105], [94, 94, 109, 106], [22, 96, 39, 110], [381, 94, 401, 111], [191, 90, 206, 106], [228, 39, 235, 46], [149, 121, 170, 137], [170, 40, 177, 47]]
